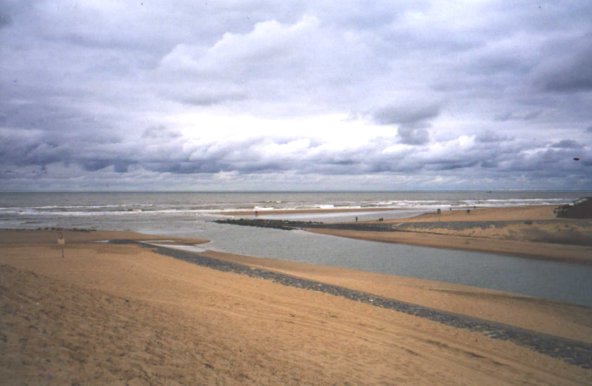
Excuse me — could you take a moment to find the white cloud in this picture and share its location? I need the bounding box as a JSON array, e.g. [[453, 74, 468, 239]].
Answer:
[[159, 16, 319, 78]]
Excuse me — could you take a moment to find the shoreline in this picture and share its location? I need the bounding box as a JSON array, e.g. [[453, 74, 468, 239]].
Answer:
[[218, 206, 399, 217], [307, 227, 592, 264], [217, 205, 592, 264], [1, 229, 591, 384]]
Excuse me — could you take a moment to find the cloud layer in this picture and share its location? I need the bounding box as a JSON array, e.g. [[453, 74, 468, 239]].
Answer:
[[1, 0, 591, 190]]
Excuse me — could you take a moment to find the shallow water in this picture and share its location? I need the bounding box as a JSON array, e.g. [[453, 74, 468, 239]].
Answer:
[[197, 223, 592, 307]]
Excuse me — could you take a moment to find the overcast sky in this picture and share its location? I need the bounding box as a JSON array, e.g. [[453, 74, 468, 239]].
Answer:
[[1, 0, 591, 191]]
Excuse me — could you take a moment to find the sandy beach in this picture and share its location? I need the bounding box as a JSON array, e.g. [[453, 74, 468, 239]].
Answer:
[[1, 228, 591, 385], [4, 0, 592, 383]]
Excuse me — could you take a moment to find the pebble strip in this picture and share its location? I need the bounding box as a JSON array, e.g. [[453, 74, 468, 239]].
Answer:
[[113, 240, 592, 369], [215, 218, 394, 232]]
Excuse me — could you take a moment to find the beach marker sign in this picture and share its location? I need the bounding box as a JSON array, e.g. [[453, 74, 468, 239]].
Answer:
[[57, 232, 65, 257]]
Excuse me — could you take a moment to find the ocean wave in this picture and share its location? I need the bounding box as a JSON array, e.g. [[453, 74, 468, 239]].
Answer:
[[0, 195, 578, 217]]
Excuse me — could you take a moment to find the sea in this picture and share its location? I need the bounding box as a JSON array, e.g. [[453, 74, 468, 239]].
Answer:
[[1, 191, 592, 307]]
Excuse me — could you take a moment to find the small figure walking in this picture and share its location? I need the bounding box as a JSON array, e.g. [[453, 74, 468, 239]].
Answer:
[[355, 216, 358, 222]]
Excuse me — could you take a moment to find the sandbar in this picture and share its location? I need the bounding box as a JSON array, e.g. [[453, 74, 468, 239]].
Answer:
[[220, 207, 392, 217], [305, 205, 592, 264]]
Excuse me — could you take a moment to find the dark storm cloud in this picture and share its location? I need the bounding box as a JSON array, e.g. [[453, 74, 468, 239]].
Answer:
[[551, 140, 583, 149], [372, 103, 440, 145], [475, 131, 512, 143], [78, 158, 136, 173], [373, 104, 440, 126], [0, 97, 88, 133], [179, 91, 248, 106], [395, 127, 430, 146], [142, 126, 181, 140], [0, 10, 11, 28], [138, 138, 296, 175], [495, 110, 542, 122], [0, 132, 48, 166], [532, 34, 592, 93]]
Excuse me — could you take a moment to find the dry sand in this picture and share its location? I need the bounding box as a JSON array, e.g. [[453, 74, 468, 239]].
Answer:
[[1, 229, 591, 385], [308, 206, 592, 264]]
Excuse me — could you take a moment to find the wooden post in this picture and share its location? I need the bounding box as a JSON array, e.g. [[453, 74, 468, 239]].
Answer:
[[57, 232, 65, 257]]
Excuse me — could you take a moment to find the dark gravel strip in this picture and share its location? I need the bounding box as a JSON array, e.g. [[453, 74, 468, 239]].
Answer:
[[214, 218, 394, 232], [113, 239, 592, 369]]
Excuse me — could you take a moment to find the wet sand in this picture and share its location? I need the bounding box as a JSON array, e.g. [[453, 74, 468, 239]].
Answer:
[[1, 229, 591, 384]]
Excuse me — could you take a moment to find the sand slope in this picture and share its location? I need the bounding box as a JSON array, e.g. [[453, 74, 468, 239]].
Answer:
[[1, 230, 591, 385]]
